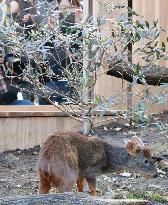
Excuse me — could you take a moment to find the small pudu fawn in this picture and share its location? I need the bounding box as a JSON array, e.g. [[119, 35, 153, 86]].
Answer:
[[37, 131, 157, 196]]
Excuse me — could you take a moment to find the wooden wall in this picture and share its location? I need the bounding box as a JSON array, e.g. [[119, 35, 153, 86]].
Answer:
[[0, 117, 81, 151], [0, 106, 114, 152], [94, 0, 168, 113], [0, 106, 82, 152], [94, 0, 128, 111], [132, 0, 168, 111]]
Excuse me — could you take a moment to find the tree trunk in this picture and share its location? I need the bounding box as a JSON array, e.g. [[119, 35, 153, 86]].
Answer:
[[0, 193, 149, 205]]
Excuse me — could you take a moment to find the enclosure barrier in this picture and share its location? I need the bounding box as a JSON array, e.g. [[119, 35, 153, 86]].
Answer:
[[0, 105, 121, 152], [0, 105, 81, 152]]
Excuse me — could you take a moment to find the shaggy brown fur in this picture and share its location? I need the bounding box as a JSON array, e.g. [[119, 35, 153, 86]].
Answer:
[[37, 131, 157, 196]]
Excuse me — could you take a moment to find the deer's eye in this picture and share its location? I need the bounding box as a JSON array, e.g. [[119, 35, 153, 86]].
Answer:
[[145, 160, 149, 164]]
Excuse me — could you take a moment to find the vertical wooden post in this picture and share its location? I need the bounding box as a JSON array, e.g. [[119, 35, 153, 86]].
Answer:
[[92, 0, 104, 100], [92, 0, 105, 20], [83, 0, 91, 19], [88, 0, 93, 16], [127, 0, 133, 123]]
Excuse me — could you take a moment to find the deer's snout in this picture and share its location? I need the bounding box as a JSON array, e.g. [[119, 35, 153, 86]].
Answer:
[[154, 173, 158, 178]]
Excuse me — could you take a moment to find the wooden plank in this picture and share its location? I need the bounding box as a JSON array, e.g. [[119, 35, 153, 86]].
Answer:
[[132, 0, 168, 113], [0, 105, 124, 118], [0, 105, 55, 111], [0, 116, 82, 152], [0, 114, 118, 152], [94, 0, 129, 111], [0, 111, 74, 118]]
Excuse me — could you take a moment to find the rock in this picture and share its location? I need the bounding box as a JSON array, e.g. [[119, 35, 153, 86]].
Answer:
[[0, 193, 149, 205], [112, 191, 128, 199], [114, 127, 122, 132], [103, 190, 116, 198], [16, 185, 22, 188], [104, 126, 108, 131], [119, 172, 132, 177]]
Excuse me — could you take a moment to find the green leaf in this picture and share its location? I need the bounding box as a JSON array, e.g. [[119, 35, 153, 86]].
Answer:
[[135, 20, 144, 29], [145, 21, 149, 28], [154, 41, 158, 47], [134, 63, 141, 76], [146, 41, 152, 46], [112, 31, 115, 37], [154, 32, 160, 40], [161, 42, 166, 52], [114, 45, 117, 52], [134, 33, 141, 42], [153, 19, 159, 27], [155, 49, 161, 59], [124, 44, 128, 51], [160, 83, 168, 89], [128, 8, 139, 17], [107, 96, 113, 106], [95, 95, 102, 106]]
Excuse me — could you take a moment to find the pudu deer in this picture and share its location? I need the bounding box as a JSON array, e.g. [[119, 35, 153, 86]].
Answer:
[[37, 131, 158, 196]]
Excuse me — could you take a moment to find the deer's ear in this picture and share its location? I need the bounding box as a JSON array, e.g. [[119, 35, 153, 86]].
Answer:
[[125, 141, 141, 155], [143, 146, 151, 159], [130, 136, 144, 148]]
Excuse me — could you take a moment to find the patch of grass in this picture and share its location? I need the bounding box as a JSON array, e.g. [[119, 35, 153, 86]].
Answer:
[[146, 192, 167, 203], [127, 191, 145, 200], [127, 191, 167, 203]]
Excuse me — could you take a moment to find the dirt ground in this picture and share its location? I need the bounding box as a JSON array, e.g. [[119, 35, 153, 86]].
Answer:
[[0, 112, 168, 204]]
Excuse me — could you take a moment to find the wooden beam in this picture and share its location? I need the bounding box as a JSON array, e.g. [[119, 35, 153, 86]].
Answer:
[[93, 0, 105, 20], [89, 0, 93, 15], [0, 105, 124, 117]]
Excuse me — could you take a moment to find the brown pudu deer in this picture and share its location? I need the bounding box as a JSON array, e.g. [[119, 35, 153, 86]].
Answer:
[[37, 132, 157, 196]]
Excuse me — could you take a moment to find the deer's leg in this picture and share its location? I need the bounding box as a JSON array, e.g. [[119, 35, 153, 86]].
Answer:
[[86, 177, 96, 196], [77, 177, 85, 192], [57, 179, 75, 193], [57, 168, 77, 193], [39, 174, 51, 194]]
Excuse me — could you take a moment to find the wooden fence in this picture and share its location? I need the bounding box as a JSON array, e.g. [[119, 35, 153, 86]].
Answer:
[[0, 106, 82, 152], [0, 106, 115, 152], [94, 0, 168, 112]]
